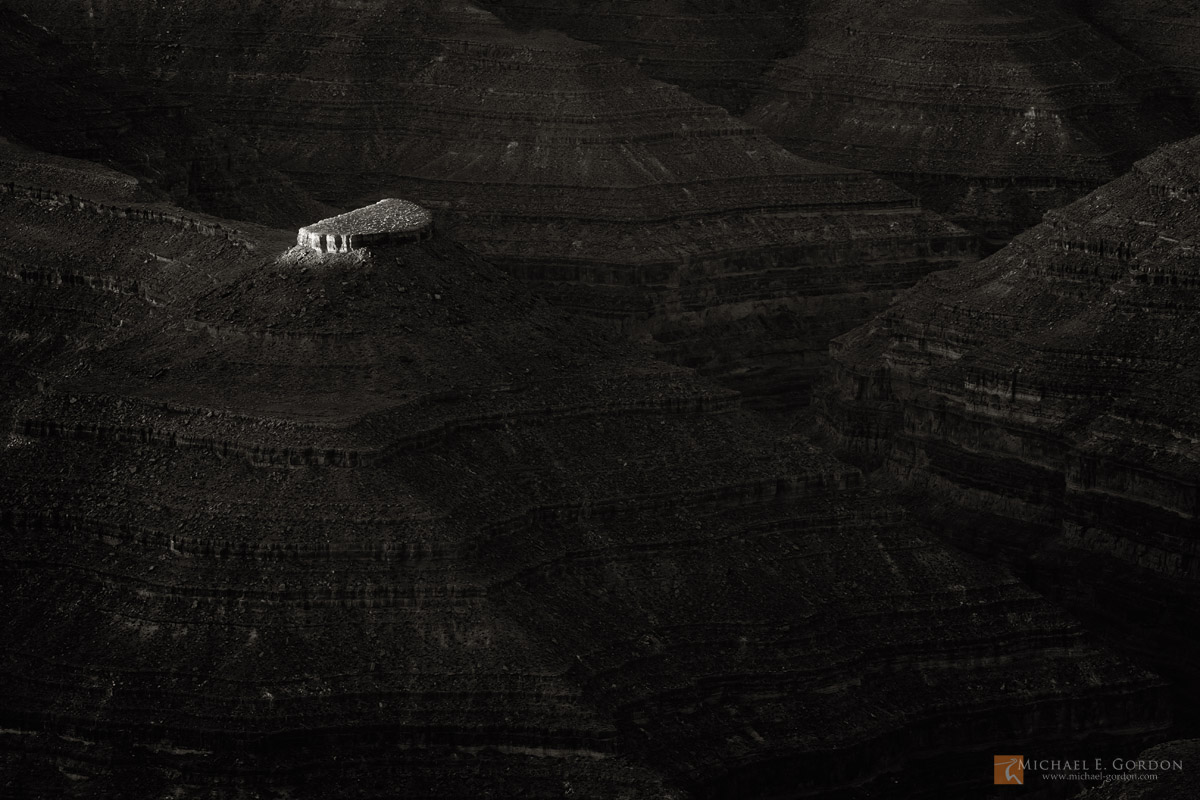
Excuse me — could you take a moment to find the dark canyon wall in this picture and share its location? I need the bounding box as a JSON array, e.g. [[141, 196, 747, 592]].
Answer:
[[473, 1, 1200, 250], [0, 149, 1171, 798], [477, 0, 807, 113], [0, 7, 325, 227], [818, 133, 1200, 712], [743, 0, 1195, 247], [1084, 0, 1200, 119]]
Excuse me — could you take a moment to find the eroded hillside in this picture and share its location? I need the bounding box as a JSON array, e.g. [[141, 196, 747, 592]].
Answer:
[[0, 150, 1169, 798], [744, 0, 1194, 246], [819, 133, 1200, 712]]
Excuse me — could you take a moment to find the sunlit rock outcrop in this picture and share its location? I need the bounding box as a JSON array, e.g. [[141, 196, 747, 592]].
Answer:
[[297, 199, 433, 253]]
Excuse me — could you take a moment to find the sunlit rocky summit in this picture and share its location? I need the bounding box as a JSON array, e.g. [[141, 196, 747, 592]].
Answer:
[[297, 198, 433, 253]]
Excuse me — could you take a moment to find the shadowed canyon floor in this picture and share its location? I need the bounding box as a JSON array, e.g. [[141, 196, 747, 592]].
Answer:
[[819, 133, 1200, 729], [0, 149, 1174, 798]]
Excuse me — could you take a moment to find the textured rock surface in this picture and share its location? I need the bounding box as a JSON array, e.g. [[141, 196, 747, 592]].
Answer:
[[0, 136, 148, 204], [743, 0, 1195, 246], [10, 0, 975, 408], [0, 149, 1171, 798], [478, 0, 805, 113], [818, 134, 1200, 711], [297, 199, 433, 253]]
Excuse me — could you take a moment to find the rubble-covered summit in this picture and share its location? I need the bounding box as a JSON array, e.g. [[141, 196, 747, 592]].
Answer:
[[297, 199, 433, 253]]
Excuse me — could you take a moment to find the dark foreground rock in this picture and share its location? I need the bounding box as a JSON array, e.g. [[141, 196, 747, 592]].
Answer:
[[1074, 740, 1200, 800], [0, 148, 1171, 798]]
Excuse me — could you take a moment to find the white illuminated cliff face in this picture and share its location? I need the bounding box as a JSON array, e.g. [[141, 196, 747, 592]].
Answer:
[[297, 198, 433, 252]]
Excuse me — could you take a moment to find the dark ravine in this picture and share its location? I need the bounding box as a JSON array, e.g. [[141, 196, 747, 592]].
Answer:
[[818, 134, 1200, 720], [0, 149, 1172, 798], [9, 0, 976, 408]]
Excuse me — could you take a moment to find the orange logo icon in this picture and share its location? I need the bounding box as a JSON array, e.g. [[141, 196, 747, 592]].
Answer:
[[994, 755, 1024, 785]]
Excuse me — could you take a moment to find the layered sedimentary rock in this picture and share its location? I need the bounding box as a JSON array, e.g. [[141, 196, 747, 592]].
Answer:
[[0, 136, 148, 204], [819, 134, 1200, 710], [0, 6, 325, 227], [10, 0, 974, 407], [297, 199, 433, 253], [744, 0, 1194, 247], [478, 0, 804, 112], [0, 148, 1171, 798]]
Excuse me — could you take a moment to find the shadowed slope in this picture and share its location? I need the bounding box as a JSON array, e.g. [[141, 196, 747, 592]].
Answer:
[[744, 0, 1194, 247], [0, 6, 327, 227], [0, 148, 1170, 798], [1084, 0, 1200, 118], [1074, 740, 1200, 798], [819, 134, 1200, 718]]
